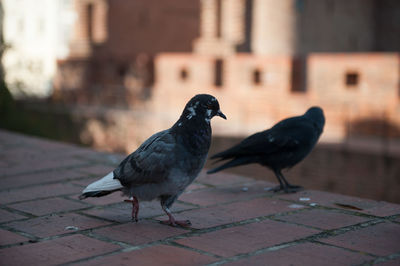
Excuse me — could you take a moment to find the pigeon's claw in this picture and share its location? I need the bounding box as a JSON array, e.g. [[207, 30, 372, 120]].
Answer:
[[124, 196, 139, 222], [161, 208, 192, 227], [175, 220, 192, 227]]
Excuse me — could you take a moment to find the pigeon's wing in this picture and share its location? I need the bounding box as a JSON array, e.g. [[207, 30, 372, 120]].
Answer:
[[113, 130, 176, 186]]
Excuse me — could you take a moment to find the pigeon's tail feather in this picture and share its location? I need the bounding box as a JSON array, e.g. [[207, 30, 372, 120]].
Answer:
[[79, 190, 116, 199], [207, 157, 252, 174], [79, 172, 123, 199]]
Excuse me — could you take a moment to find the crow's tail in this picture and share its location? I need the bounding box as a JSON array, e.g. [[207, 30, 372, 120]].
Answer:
[[207, 157, 251, 174]]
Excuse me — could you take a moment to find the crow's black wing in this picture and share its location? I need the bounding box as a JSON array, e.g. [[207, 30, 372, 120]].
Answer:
[[211, 116, 314, 160]]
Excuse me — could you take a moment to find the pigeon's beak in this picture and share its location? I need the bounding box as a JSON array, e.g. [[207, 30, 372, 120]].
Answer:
[[216, 110, 227, 120]]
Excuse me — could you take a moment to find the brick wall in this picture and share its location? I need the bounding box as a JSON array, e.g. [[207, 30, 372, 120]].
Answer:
[[54, 0, 400, 141], [103, 0, 200, 58], [251, 0, 400, 55], [375, 0, 400, 52], [54, 56, 154, 107], [295, 0, 375, 54], [307, 53, 400, 138], [194, 0, 246, 56], [153, 52, 400, 140], [69, 0, 200, 58], [252, 0, 298, 55], [69, 0, 108, 57], [55, 0, 200, 105]]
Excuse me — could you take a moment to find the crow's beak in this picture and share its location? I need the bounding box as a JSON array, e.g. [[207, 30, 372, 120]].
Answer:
[[217, 110, 227, 120]]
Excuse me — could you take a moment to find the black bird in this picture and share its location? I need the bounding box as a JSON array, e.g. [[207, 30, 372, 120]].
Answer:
[[207, 107, 325, 193], [80, 94, 226, 226]]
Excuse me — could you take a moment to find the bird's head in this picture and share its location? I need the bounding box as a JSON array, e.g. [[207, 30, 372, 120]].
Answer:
[[305, 106, 325, 131], [181, 94, 226, 123]]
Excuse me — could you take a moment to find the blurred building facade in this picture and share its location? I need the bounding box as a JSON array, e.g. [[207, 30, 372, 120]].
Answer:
[[52, 0, 400, 143], [53, 0, 200, 106], [152, 0, 400, 140], [2, 0, 75, 97]]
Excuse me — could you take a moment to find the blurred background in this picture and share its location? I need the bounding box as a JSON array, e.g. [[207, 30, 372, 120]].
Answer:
[[0, 0, 399, 202]]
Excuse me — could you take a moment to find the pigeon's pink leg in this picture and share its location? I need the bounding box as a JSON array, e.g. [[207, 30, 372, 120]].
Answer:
[[124, 196, 139, 222], [160, 207, 191, 227]]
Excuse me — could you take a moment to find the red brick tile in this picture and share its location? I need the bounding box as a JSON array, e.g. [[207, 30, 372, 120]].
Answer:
[[158, 198, 307, 229], [185, 182, 208, 192], [360, 202, 400, 217], [75, 164, 115, 176], [0, 228, 29, 246], [0, 234, 120, 265], [196, 171, 254, 186], [278, 208, 370, 230], [278, 190, 400, 217], [0, 147, 48, 162], [321, 222, 400, 256], [2, 130, 398, 265], [1, 157, 86, 177], [179, 182, 271, 206], [74, 244, 216, 266], [65, 148, 124, 162], [226, 242, 374, 266], [9, 197, 89, 216], [0, 130, 27, 144], [0, 209, 27, 223], [71, 177, 99, 187], [0, 170, 84, 190], [176, 219, 319, 257], [9, 133, 76, 151], [0, 183, 81, 204], [83, 201, 193, 223], [93, 220, 186, 245], [6, 213, 111, 238], [376, 258, 400, 266]]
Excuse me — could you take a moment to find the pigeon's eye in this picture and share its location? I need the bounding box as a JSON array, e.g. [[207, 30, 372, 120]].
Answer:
[[206, 103, 213, 109]]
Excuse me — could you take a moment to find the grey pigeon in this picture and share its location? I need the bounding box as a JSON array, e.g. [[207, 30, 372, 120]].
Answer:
[[80, 94, 226, 226], [207, 107, 325, 193]]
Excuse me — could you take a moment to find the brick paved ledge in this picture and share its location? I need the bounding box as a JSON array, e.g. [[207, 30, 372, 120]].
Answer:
[[0, 129, 399, 266]]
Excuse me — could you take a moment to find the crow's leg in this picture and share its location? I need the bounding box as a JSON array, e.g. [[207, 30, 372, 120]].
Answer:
[[270, 170, 286, 192], [159, 195, 191, 227], [277, 170, 302, 193], [124, 196, 139, 222]]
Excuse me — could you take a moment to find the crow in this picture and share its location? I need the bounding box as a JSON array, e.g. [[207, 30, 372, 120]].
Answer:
[[80, 94, 226, 227], [207, 107, 325, 193]]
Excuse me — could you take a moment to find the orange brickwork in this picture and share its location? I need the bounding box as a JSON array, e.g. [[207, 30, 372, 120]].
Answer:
[[153, 52, 400, 140], [54, 0, 400, 141]]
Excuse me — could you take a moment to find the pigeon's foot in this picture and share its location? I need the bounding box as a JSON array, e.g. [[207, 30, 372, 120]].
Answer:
[[160, 210, 192, 227], [124, 196, 139, 222]]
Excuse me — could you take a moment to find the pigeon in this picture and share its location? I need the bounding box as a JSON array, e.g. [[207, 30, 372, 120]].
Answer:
[[80, 94, 226, 226], [207, 107, 325, 193]]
